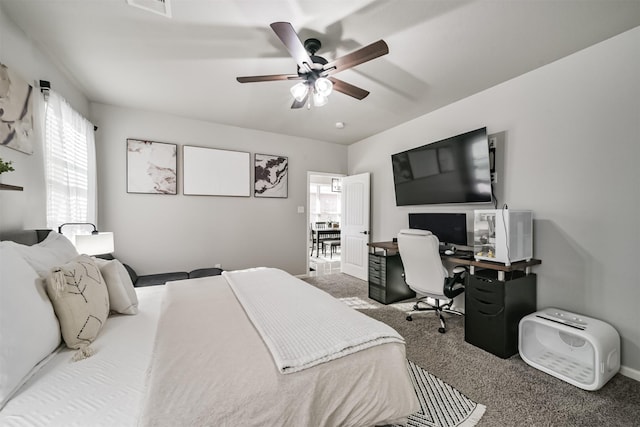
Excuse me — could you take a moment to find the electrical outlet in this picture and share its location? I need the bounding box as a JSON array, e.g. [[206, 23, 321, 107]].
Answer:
[[214, 263, 221, 268]]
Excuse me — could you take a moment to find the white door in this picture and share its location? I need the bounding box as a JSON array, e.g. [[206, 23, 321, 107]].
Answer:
[[340, 172, 370, 280]]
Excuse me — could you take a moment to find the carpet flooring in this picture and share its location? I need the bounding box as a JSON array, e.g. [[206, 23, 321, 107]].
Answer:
[[302, 273, 640, 427]]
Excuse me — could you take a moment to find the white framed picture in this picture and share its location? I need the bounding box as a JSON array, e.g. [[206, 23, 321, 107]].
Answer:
[[254, 153, 288, 198], [126, 139, 177, 194], [0, 63, 34, 154], [183, 145, 250, 197]]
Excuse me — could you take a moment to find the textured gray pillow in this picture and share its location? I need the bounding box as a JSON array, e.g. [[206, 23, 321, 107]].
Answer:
[[45, 255, 110, 351]]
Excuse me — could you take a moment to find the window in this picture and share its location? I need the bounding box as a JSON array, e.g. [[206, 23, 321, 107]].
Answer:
[[43, 91, 96, 231], [309, 182, 341, 225]]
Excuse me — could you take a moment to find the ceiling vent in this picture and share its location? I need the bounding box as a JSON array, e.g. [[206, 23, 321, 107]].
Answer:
[[126, 0, 171, 18]]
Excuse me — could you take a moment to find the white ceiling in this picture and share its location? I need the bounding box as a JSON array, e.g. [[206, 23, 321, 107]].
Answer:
[[2, 0, 640, 145]]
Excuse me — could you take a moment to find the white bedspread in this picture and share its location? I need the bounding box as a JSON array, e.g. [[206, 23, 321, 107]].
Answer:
[[223, 267, 405, 373], [139, 274, 419, 427]]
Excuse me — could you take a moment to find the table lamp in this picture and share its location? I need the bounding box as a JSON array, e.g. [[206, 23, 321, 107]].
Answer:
[[58, 222, 115, 256], [74, 232, 114, 256]]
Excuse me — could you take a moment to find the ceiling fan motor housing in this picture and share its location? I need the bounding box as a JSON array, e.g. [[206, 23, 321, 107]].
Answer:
[[304, 38, 322, 55]]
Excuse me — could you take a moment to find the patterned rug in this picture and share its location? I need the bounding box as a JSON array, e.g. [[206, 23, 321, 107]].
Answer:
[[395, 360, 485, 427]]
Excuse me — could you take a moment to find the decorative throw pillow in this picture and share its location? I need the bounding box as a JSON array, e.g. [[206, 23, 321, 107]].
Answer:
[[45, 255, 110, 354], [0, 245, 61, 409], [92, 257, 139, 315], [6, 231, 79, 276]]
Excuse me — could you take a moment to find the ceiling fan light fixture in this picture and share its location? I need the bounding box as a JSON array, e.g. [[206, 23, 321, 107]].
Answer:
[[290, 82, 309, 102], [315, 77, 333, 97], [313, 92, 328, 107]]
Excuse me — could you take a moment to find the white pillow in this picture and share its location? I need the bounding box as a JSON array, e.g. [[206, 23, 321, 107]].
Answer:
[[93, 258, 138, 315], [45, 255, 110, 350], [0, 244, 62, 409], [5, 231, 79, 276]]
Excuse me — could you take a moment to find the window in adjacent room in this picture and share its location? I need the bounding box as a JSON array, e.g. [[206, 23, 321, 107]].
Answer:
[[43, 90, 96, 233]]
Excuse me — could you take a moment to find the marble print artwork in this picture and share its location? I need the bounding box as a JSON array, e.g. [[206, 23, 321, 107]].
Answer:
[[254, 153, 288, 198], [127, 139, 177, 194], [0, 63, 34, 154]]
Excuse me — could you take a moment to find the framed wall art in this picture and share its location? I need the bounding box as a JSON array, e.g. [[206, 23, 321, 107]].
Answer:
[[0, 63, 34, 154], [183, 145, 250, 197], [254, 153, 288, 198], [126, 139, 177, 194]]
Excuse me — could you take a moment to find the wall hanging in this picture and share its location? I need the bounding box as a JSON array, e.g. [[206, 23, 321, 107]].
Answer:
[[126, 139, 177, 195], [254, 153, 288, 198], [0, 63, 34, 154]]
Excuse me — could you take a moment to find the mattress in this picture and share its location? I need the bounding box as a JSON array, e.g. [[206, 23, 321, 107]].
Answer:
[[0, 286, 164, 427]]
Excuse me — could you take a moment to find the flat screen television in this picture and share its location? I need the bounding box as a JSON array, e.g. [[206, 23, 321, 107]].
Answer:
[[391, 127, 491, 205], [408, 213, 468, 246]]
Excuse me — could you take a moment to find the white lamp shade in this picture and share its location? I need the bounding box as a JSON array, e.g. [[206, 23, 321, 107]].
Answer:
[[314, 77, 333, 96], [313, 92, 328, 107], [74, 232, 114, 255], [290, 82, 309, 102]]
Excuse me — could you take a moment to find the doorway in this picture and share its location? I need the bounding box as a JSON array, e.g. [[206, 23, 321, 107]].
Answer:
[[307, 172, 343, 276]]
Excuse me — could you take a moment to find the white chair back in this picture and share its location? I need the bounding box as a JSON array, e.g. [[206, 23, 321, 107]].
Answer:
[[397, 229, 448, 299]]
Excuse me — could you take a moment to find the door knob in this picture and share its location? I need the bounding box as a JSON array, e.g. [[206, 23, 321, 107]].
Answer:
[[360, 231, 368, 235]]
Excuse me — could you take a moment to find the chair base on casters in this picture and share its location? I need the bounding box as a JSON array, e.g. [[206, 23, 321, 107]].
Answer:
[[405, 297, 463, 333]]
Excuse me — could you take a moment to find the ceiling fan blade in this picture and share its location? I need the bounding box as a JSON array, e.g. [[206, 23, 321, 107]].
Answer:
[[270, 22, 314, 70], [237, 74, 300, 83], [323, 40, 389, 75], [329, 77, 370, 100], [291, 92, 309, 109]]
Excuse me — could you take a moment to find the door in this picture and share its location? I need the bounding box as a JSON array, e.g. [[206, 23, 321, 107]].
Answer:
[[340, 172, 370, 280]]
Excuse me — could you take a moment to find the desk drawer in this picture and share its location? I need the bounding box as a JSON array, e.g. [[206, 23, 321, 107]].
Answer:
[[369, 285, 386, 303], [369, 254, 384, 267], [369, 270, 381, 285], [467, 275, 504, 304]]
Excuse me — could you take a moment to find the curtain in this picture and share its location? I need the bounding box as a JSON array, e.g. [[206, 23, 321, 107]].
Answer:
[[43, 90, 96, 232]]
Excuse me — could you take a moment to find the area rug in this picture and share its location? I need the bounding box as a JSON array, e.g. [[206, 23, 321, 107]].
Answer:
[[396, 360, 486, 427]]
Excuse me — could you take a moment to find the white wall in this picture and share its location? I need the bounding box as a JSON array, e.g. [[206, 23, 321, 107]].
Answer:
[[348, 27, 640, 374], [91, 103, 347, 276], [0, 5, 89, 231]]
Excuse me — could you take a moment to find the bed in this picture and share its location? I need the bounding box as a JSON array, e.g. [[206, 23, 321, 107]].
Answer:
[[0, 230, 419, 426]]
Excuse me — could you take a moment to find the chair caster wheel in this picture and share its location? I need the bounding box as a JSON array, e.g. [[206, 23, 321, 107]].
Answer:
[[406, 316, 413, 321], [438, 327, 446, 334]]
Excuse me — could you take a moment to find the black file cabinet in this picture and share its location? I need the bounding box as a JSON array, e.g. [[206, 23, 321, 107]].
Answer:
[[368, 253, 415, 304], [464, 269, 536, 358]]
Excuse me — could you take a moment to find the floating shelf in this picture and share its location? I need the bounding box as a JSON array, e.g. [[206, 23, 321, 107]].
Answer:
[[0, 183, 23, 191]]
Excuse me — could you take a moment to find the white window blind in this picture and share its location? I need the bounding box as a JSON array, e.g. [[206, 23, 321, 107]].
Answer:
[[44, 91, 96, 230]]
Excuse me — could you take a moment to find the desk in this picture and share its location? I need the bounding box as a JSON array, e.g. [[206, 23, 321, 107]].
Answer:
[[368, 241, 541, 278], [368, 241, 541, 358], [311, 228, 341, 257]]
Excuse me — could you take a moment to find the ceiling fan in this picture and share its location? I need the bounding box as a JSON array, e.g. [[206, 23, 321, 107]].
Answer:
[[236, 22, 389, 109]]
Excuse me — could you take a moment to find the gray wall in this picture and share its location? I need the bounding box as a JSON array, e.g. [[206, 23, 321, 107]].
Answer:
[[91, 103, 347, 276], [0, 5, 89, 231], [348, 27, 640, 376]]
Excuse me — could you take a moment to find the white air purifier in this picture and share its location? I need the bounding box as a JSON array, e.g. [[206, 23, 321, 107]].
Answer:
[[519, 308, 620, 391], [473, 209, 532, 265]]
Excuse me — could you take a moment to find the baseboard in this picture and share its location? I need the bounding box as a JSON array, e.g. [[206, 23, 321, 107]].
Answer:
[[620, 365, 640, 382]]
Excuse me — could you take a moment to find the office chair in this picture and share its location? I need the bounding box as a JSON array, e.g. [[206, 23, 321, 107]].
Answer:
[[397, 229, 466, 333]]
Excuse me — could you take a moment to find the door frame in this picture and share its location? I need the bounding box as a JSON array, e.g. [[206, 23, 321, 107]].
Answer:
[[306, 171, 345, 275]]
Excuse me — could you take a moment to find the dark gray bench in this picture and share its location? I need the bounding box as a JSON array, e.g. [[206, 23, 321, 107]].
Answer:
[[99, 254, 224, 287]]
